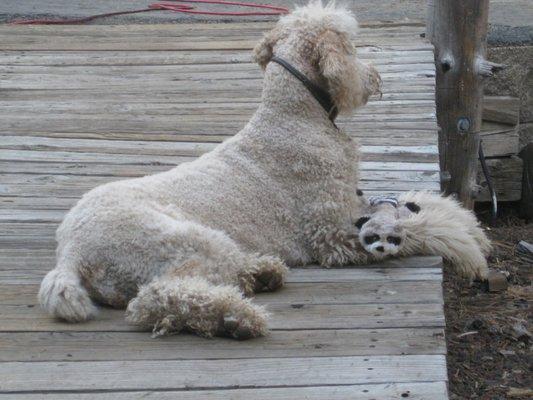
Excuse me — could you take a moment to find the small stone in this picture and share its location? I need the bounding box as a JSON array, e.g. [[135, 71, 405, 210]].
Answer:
[[511, 322, 532, 342], [467, 318, 484, 330], [508, 387, 533, 397], [486, 270, 508, 292]]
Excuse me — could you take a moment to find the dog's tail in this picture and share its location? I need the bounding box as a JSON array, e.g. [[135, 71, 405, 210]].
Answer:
[[38, 263, 97, 322]]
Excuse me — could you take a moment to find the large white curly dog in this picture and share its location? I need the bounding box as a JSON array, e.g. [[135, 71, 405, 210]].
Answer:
[[39, 2, 489, 339], [40, 2, 378, 339]]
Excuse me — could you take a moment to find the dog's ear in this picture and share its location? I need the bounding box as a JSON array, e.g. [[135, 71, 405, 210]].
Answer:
[[253, 28, 283, 70], [316, 29, 381, 113], [354, 216, 371, 230], [405, 202, 421, 213]]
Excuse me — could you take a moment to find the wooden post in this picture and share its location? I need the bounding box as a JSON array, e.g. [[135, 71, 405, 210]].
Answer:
[[426, 0, 503, 208]]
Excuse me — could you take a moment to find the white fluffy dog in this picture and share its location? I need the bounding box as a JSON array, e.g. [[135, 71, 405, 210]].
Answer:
[[354, 192, 491, 279], [38, 2, 490, 340], [39, 1, 381, 339]]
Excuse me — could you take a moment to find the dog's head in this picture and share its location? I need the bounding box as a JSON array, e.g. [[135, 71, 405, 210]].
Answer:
[[354, 200, 421, 259], [253, 1, 381, 114]]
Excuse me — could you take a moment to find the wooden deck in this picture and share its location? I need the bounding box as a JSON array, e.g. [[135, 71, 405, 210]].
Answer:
[[0, 22, 448, 398]]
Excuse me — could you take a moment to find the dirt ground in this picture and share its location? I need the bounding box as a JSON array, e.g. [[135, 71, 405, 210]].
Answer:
[[444, 204, 532, 399]]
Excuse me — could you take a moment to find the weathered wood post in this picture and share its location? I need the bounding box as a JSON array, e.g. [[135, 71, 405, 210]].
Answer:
[[426, 0, 503, 208]]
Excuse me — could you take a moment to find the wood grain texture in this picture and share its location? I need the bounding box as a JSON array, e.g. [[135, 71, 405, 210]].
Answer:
[[477, 156, 523, 201], [427, 0, 490, 207], [0, 382, 450, 400], [0, 21, 446, 398], [0, 251, 442, 284], [481, 120, 519, 157], [0, 280, 443, 306], [0, 328, 446, 362], [0, 302, 445, 332], [482, 96, 520, 125], [0, 355, 447, 392]]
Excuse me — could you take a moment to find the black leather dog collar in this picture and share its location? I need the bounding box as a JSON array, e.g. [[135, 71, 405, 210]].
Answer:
[[270, 56, 338, 122]]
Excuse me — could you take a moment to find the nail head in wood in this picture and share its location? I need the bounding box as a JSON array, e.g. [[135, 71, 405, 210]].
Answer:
[[457, 117, 471, 133]]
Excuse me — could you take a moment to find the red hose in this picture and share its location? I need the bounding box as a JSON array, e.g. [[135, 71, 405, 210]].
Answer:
[[10, 0, 289, 25]]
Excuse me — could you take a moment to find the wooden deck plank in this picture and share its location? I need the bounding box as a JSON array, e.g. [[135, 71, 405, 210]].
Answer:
[[0, 174, 440, 200], [0, 88, 436, 101], [0, 269, 442, 286], [0, 249, 441, 271], [0, 169, 440, 186], [0, 100, 436, 115], [0, 136, 438, 157], [2, 121, 440, 136], [0, 355, 447, 392], [0, 76, 434, 91], [0, 148, 438, 167], [0, 302, 444, 332], [0, 21, 424, 35], [0, 328, 446, 362], [0, 279, 443, 306], [0, 39, 432, 52], [0, 50, 437, 67], [1, 61, 436, 74], [0, 162, 440, 183], [0, 253, 443, 284], [0, 270, 442, 285], [0, 382, 449, 400], [0, 24, 429, 52], [0, 23, 426, 39]]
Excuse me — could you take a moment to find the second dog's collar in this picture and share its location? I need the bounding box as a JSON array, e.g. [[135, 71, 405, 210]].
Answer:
[[368, 195, 399, 208], [270, 56, 338, 122]]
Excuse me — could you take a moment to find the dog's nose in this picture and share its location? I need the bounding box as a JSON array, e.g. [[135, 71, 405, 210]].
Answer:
[[376, 246, 385, 252]]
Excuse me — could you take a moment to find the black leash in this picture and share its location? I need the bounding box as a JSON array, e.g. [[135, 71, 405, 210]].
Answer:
[[270, 56, 338, 122]]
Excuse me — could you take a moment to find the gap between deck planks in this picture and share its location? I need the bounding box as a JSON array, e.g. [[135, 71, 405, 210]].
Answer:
[[0, 383, 450, 400], [0, 355, 447, 392], [0, 328, 446, 362], [0, 22, 446, 399]]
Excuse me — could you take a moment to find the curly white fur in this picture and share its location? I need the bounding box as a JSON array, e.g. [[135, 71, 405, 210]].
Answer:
[[397, 192, 491, 279], [39, 1, 379, 339]]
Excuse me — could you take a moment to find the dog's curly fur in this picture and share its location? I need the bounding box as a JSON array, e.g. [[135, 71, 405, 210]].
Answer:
[[39, 1, 381, 339], [354, 191, 491, 280]]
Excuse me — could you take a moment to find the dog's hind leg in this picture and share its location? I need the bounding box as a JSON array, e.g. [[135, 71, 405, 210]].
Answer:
[[125, 274, 268, 340], [155, 217, 288, 296], [238, 255, 289, 295]]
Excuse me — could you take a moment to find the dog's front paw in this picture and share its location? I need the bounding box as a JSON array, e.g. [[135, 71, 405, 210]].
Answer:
[[316, 230, 361, 267], [253, 256, 288, 293], [151, 314, 185, 338]]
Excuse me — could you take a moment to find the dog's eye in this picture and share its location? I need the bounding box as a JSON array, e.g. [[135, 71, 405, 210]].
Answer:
[[387, 236, 402, 245], [355, 216, 370, 230], [405, 202, 421, 213], [364, 234, 380, 245]]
